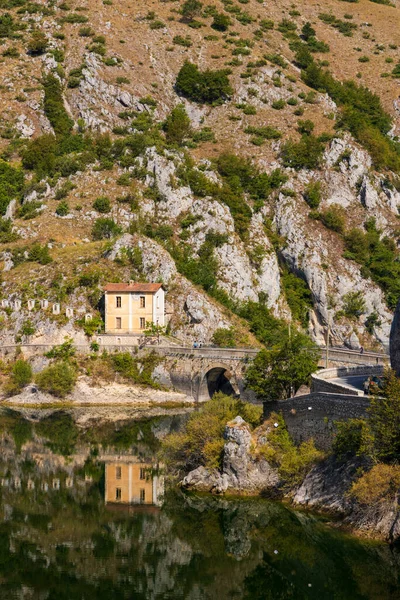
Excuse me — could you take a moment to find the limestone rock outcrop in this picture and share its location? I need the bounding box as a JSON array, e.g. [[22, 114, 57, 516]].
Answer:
[[390, 297, 400, 375], [182, 416, 279, 494]]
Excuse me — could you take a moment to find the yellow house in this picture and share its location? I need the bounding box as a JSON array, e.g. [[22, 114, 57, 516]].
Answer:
[[104, 461, 164, 506], [104, 282, 165, 334]]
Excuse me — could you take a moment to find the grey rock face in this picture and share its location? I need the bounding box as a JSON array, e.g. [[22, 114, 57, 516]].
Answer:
[[182, 417, 279, 495], [390, 298, 400, 375]]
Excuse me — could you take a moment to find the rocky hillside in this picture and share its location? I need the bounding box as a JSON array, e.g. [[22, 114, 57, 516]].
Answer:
[[0, 0, 400, 348]]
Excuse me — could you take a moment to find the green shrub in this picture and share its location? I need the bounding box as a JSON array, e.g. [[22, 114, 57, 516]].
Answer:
[[20, 320, 35, 336], [93, 196, 111, 213], [27, 31, 48, 55], [175, 61, 232, 104], [35, 361, 77, 398], [260, 413, 323, 485], [110, 351, 161, 388], [281, 135, 325, 169], [344, 219, 400, 308], [332, 418, 368, 457], [350, 464, 400, 506], [211, 327, 236, 347], [56, 201, 69, 216], [0, 159, 24, 215], [319, 205, 345, 233], [43, 74, 74, 136], [27, 243, 52, 265], [163, 104, 192, 144], [212, 13, 230, 31], [60, 12, 88, 23], [297, 119, 315, 135], [21, 134, 57, 177], [45, 339, 76, 360], [173, 35, 192, 47], [303, 180, 321, 208], [341, 290, 366, 318], [282, 270, 313, 328], [91, 218, 122, 240], [0, 217, 18, 242], [5, 359, 33, 395]]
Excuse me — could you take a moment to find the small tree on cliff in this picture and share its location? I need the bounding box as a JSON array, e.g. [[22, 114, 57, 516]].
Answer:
[[245, 331, 319, 401]]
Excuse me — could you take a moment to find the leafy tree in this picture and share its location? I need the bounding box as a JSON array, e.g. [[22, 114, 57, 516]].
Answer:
[[143, 321, 167, 344], [163, 104, 192, 144], [27, 31, 48, 55], [181, 0, 203, 22], [91, 218, 122, 240], [245, 332, 320, 400], [175, 61, 232, 104]]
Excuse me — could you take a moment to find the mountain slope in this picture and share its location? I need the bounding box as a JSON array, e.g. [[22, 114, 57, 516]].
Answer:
[[0, 0, 400, 348]]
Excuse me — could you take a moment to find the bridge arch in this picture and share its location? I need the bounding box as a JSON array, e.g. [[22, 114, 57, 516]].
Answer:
[[197, 363, 239, 402]]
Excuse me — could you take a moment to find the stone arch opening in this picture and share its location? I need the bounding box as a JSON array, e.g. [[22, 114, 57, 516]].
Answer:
[[197, 365, 237, 401]]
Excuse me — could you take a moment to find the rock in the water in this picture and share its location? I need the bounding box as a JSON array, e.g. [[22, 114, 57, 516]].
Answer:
[[182, 417, 279, 495]]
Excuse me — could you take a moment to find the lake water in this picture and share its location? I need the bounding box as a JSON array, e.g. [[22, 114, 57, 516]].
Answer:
[[0, 407, 399, 600]]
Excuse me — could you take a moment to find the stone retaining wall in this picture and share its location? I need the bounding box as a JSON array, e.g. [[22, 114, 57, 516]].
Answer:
[[264, 393, 370, 450]]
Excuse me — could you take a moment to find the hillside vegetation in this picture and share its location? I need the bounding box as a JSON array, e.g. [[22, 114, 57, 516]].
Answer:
[[0, 0, 399, 350]]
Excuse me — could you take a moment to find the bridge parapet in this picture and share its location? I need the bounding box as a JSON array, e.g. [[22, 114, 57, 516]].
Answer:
[[311, 364, 384, 396]]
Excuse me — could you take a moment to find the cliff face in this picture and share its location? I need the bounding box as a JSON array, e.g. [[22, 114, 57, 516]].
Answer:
[[0, 0, 399, 348]]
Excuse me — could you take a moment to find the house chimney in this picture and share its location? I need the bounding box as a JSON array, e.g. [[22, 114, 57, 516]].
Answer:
[[129, 280, 134, 286]]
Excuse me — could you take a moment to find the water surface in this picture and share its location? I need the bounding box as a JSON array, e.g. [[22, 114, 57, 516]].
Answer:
[[0, 407, 398, 599]]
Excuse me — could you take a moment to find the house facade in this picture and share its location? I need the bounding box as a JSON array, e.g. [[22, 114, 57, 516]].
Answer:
[[104, 282, 165, 334]]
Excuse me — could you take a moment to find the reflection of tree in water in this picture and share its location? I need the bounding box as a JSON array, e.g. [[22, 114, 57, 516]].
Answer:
[[0, 409, 398, 599]]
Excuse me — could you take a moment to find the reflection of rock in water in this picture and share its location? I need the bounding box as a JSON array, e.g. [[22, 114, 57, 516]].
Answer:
[[223, 512, 252, 560], [103, 457, 164, 507]]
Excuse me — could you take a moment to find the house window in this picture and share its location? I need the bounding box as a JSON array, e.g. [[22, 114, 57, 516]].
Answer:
[[116, 488, 122, 501], [116, 296, 122, 308], [140, 296, 145, 308], [156, 295, 160, 309], [116, 317, 122, 330], [139, 468, 146, 480], [140, 488, 145, 503], [140, 318, 146, 329], [116, 466, 121, 480]]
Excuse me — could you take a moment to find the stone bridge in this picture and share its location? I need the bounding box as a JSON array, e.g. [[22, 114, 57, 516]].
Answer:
[[0, 340, 389, 402], [151, 345, 389, 401]]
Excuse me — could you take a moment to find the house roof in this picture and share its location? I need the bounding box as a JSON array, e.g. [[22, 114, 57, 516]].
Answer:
[[104, 283, 163, 293]]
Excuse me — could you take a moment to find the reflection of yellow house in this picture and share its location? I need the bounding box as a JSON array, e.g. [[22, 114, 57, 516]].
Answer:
[[104, 460, 163, 506], [104, 282, 165, 334]]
